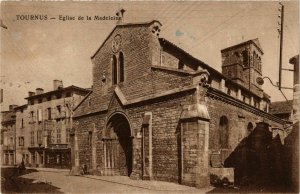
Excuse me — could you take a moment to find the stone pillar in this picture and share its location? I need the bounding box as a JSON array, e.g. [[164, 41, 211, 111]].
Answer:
[[91, 125, 97, 170], [74, 134, 79, 167], [195, 119, 210, 188], [237, 89, 242, 101], [142, 112, 152, 180], [250, 96, 254, 106], [180, 103, 210, 188]]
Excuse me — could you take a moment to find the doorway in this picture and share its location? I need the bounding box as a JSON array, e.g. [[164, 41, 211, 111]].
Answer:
[[103, 113, 133, 176]]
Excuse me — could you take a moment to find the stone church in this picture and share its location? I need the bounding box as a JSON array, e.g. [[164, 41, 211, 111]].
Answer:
[[72, 13, 286, 188]]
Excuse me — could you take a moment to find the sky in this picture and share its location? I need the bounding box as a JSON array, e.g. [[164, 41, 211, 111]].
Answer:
[[0, 1, 299, 111]]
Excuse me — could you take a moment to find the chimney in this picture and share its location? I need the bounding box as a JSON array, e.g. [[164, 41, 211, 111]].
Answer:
[[28, 91, 35, 97], [53, 80, 63, 90], [36, 88, 44, 95], [116, 8, 125, 25], [9, 104, 18, 111]]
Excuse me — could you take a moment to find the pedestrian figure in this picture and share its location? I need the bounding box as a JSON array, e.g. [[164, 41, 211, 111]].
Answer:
[[18, 158, 26, 174]]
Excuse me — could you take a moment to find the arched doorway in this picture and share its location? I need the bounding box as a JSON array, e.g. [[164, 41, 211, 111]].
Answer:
[[103, 113, 133, 176]]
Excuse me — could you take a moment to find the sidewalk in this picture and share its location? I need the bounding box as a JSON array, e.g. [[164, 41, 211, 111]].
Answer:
[[26, 167, 70, 173], [11, 166, 214, 193], [83, 175, 213, 192]]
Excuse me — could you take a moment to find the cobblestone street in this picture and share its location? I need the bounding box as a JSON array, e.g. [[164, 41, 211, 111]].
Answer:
[[1, 167, 214, 193]]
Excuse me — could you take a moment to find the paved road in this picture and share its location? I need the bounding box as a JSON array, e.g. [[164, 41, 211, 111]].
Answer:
[[2, 167, 214, 193]]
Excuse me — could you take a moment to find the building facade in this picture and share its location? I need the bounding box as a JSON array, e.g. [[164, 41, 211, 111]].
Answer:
[[14, 80, 90, 168], [1, 105, 17, 166], [269, 100, 293, 122], [72, 18, 287, 188]]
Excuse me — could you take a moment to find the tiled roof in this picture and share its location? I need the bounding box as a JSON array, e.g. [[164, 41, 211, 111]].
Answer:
[[269, 100, 293, 115], [25, 85, 90, 100], [221, 38, 264, 54]]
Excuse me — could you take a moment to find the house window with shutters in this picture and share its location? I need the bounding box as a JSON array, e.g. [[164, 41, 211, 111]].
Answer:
[[57, 128, 61, 143], [30, 131, 35, 146]]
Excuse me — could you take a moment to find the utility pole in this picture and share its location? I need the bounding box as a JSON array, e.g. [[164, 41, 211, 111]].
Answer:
[[278, 2, 284, 90], [66, 97, 80, 175]]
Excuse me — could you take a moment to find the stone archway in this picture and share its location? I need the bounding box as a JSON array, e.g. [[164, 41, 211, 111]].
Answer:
[[103, 113, 133, 176]]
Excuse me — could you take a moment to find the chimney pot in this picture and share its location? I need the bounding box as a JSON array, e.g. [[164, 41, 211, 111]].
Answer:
[[28, 91, 35, 97], [36, 88, 44, 95], [53, 80, 63, 90], [9, 104, 18, 111]]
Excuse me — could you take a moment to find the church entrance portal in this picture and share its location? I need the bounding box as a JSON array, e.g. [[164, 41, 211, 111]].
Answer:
[[103, 113, 133, 176]]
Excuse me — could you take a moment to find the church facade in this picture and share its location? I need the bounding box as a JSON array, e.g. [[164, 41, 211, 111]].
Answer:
[[72, 19, 286, 187]]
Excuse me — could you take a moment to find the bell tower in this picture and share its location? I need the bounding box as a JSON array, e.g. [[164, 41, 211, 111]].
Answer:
[[221, 38, 263, 96]]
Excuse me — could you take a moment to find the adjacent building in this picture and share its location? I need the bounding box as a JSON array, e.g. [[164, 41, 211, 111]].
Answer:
[[14, 80, 90, 168], [1, 105, 17, 165], [72, 16, 287, 188], [269, 100, 293, 122]]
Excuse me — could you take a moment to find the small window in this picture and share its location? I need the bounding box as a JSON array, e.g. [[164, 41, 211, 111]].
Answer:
[[30, 131, 35, 146], [10, 137, 14, 146], [47, 96, 51, 101], [112, 55, 118, 85], [30, 100, 34, 105], [119, 52, 124, 83], [37, 131, 42, 145], [57, 105, 61, 113], [242, 50, 248, 67], [57, 129, 61, 143], [66, 128, 70, 143], [38, 98, 42, 104], [21, 119, 24, 128], [47, 108, 52, 120]]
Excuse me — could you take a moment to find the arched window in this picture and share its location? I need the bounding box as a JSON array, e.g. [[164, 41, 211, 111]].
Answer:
[[258, 57, 261, 71], [219, 116, 229, 149], [112, 55, 118, 85], [247, 122, 253, 135], [242, 50, 248, 67], [119, 52, 124, 83]]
